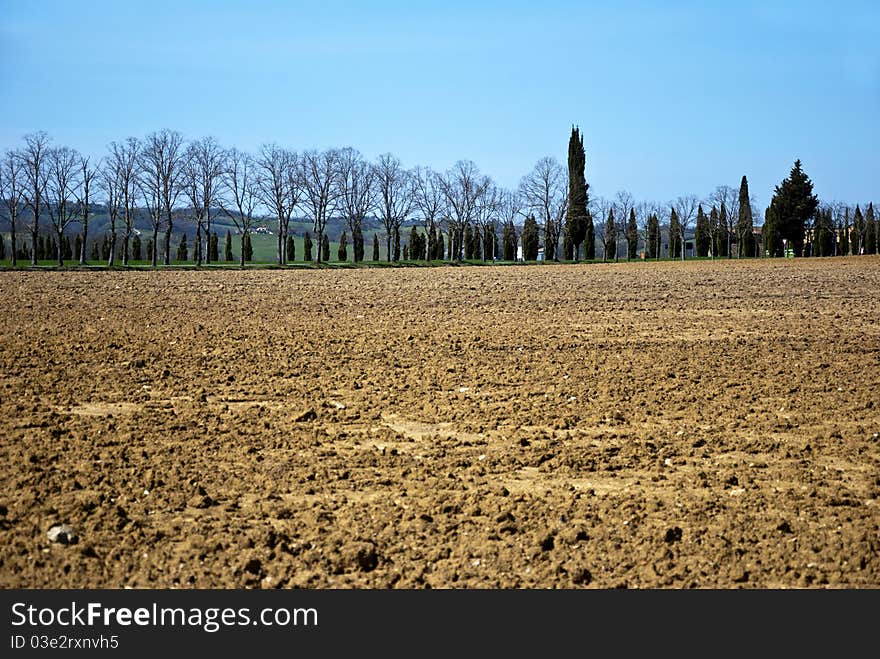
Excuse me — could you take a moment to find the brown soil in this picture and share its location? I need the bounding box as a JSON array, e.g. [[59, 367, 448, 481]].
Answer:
[[1, 258, 878, 588]]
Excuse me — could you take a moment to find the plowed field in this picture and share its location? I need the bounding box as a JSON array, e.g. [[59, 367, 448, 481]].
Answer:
[[1, 257, 878, 588]]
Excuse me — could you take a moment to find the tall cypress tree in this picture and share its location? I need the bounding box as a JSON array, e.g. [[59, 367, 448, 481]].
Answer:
[[850, 206, 864, 255], [764, 160, 818, 256], [338, 230, 348, 261], [708, 206, 719, 258], [603, 208, 615, 261], [304, 232, 313, 261], [717, 202, 730, 257], [286, 235, 295, 263], [647, 213, 659, 259], [564, 126, 589, 259], [584, 209, 595, 259], [372, 233, 379, 261], [436, 230, 445, 260], [463, 223, 474, 260], [132, 234, 142, 261], [177, 234, 188, 261], [668, 209, 681, 259], [352, 225, 363, 262], [626, 208, 638, 259], [392, 226, 400, 261], [521, 214, 539, 261], [695, 205, 710, 257], [322, 234, 330, 262], [224, 230, 233, 262], [736, 176, 755, 257]]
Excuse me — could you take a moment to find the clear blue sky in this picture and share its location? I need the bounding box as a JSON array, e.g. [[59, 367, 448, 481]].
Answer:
[[1, 0, 877, 210]]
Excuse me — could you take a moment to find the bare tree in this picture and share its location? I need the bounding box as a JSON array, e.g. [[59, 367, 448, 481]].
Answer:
[[20, 132, 51, 265], [519, 157, 567, 261], [438, 160, 485, 261], [44, 146, 81, 266], [672, 194, 700, 260], [138, 147, 163, 267], [613, 190, 635, 262], [257, 143, 299, 264], [106, 138, 140, 265], [0, 150, 25, 266], [183, 137, 224, 265], [708, 185, 738, 257], [412, 166, 446, 263], [591, 196, 613, 260], [473, 178, 501, 261], [140, 129, 185, 265], [75, 155, 100, 265], [496, 188, 523, 260], [300, 149, 341, 264], [335, 147, 375, 263], [375, 153, 413, 262], [219, 148, 260, 268]]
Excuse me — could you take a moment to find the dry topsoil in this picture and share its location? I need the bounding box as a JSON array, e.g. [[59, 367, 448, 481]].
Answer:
[[1, 257, 878, 588]]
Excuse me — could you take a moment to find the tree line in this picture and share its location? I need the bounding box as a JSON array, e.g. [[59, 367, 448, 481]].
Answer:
[[0, 128, 876, 268]]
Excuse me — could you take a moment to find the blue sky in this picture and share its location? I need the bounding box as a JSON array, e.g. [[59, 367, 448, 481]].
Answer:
[[1, 0, 877, 210]]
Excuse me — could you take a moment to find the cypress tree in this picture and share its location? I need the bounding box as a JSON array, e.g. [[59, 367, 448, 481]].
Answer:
[[765, 160, 818, 256], [427, 226, 436, 261], [603, 208, 615, 261], [850, 206, 864, 255], [353, 225, 363, 262], [584, 209, 595, 259], [668, 209, 681, 259], [177, 234, 188, 261], [836, 209, 849, 256], [626, 208, 638, 260], [695, 205, 710, 257], [223, 230, 232, 262], [865, 203, 877, 255], [736, 177, 755, 257], [304, 232, 313, 261], [0, 234, 5, 260], [372, 233, 379, 261], [562, 233, 573, 260], [392, 226, 400, 261], [62, 234, 72, 260], [403, 245, 409, 260], [132, 234, 142, 261], [90, 240, 100, 261], [437, 230, 445, 260], [564, 126, 589, 259], [73, 234, 81, 262], [717, 203, 729, 257], [244, 232, 253, 261], [409, 226, 419, 261], [647, 213, 660, 259], [464, 223, 474, 260], [322, 234, 330, 262], [501, 220, 517, 261], [522, 214, 539, 261], [338, 230, 348, 261], [100, 234, 109, 261], [208, 232, 218, 262], [708, 206, 719, 258], [146, 238, 153, 263], [286, 235, 295, 263]]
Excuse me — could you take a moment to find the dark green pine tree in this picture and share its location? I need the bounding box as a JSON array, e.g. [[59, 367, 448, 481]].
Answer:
[[100, 234, 110, 261], [850, 206, 863, 255], [764, 160, 819, 256], [483, 224, 495, 261], [146, 238, 153, 263], [668, 208, 681, 259], [352, 225, 363, 262], [321, 234, 330, 262], [224, 230, 233, 262], [647, 213, 660, 259], [436, 230, 445, 260], [736, 176, 755, 257], [177, 234, 188, 261], [501, 220, 517, 261], [304, 232, 314, 261], [708, 206, 720, 258], [427, 226, 437, 261], [473, 224, 482, 260], [603, 208, 616, 261], [90, 240, 99, 261], [694, 205, 710, 257], [563, 126, 589, 259], [372, 233, 379, 261], [392, 226, 400, 261], [463, 223, 474, 260], [73, 234, 81, 263], [244, 232, 253, 261], [62, 234, 72, 260], [409, 226, 420, 261], [717, 203, 729, 257], [210, 232, 219, 262], [132, 234, 142, 261], [865, 203, 877, 255], [626, 208, 638, 260], [584, 209, 595, 259], [286, 235, 295, 263], [521, 214, 539, 261], [338, 230, 348, 261]]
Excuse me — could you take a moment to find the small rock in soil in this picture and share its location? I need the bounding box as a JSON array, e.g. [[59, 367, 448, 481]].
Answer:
[[47, 523, 78, 545], [664, 527, 683, 543]]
